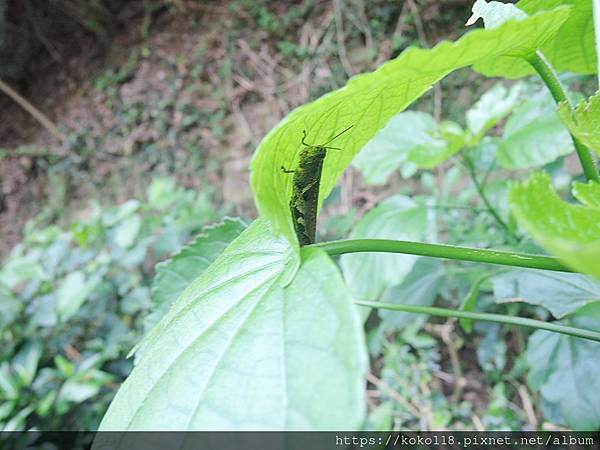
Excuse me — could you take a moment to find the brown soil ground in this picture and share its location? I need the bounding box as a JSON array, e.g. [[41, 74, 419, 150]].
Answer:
[[0, 0, 477, 259]]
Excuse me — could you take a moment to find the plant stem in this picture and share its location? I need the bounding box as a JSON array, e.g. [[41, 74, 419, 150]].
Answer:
[[0, 146, 60, 161], [355, 301, 600, 343], [594, 0, 600, 87], [312, 238, 573, 272], [0, 78, 67, 145], [528, 51, 599, 182], [462, 153, 518, 242]]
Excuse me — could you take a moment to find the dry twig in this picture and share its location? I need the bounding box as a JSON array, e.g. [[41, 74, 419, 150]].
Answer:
[[517, 384, 539, 429], [0, 78, 67, 145], [333, 0, 355, 77], [366, 372, 422, 417]]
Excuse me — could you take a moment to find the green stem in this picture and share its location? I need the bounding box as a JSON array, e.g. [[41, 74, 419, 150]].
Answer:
[[595, 0, 600, 87], [312, 238, 573, 272], [528, 51, 599, 182], [0, 147, 59, 161], [355, 301, 600, 343], [463, 153, 518, 241]]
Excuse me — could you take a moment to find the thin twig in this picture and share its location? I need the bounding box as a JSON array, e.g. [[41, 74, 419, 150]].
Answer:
[[472, 414, 485, 431], [346, 0, 374, 58], [356, 300, 600, 342], [517, 384, 539, 429], [427, 321, 466, 402], [231, 97, 259, 147], [406, 0, 441, 121], [366, 372, 421, 417], [593, 0, 600, 87], [0, 146, 62, 161], [392, 1, 410, 41], [0, 78, 67, 145], [333, 0, 355, 77], [406, 0, 429, 47], [462, 153, 518, 242]]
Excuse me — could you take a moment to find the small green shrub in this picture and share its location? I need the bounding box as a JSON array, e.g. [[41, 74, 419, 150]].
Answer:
[[0, 178, 217, 431]]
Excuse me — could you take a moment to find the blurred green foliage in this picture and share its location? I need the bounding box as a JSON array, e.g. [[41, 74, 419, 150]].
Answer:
[[2, 0, 599, 434], [346, 73, 600, 430], [0, 177, 217, 430]]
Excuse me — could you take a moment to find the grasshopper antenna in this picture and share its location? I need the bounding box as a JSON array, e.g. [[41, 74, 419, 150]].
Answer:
[[321, 125, 353, 147]]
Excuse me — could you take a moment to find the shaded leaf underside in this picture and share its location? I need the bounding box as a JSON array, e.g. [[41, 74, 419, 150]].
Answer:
[[99, 219, 367, 431]]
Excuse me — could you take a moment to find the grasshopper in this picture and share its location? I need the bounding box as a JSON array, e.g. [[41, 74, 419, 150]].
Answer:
[[281, 125, 353, 246]]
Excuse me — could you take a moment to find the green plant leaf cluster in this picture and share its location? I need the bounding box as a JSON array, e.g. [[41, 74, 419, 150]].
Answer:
[[0, 178, 216, 432], [517, 0, 597, 75], [471, 0, 598, 77], [558, 92, 600, 155], [250, 6, 570, 245], [466, 82, 524, 138], [352, 112, 464, 184], [573, 180, 600, 208], [354, 80, 574, 185], [496, 92, 572, 168], [510, 172, 600, 279]]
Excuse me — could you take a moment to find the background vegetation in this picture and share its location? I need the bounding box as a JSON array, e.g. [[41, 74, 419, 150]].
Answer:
[[0, 0, 598, 436]]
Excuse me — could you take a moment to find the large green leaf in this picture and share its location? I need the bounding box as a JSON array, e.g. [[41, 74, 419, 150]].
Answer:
[[572, 181, 600, 208], [408, 121, 465, 169], [497, 94, 572, 168], [466, 82, 524, 138], [493, 269, 600, 318], [0, 257, 48, 290], [114, 214, 142, 248], [56, 271, 97, 322], [12, 340, 42, 387], [99, 219, 367, 430], [527, 303, 600, 429], [340, 196, 429, 301], [250, 7, 570, 245], [146, 218, 247, 332], [0, 284, 21, 333], [467, 2, 550, 79], [558, 92, 600, 155], [469, 0, 597, 76], [517, 0, 597, 75], [352, 112, 463, 185], [510, 172, 600, 279]]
